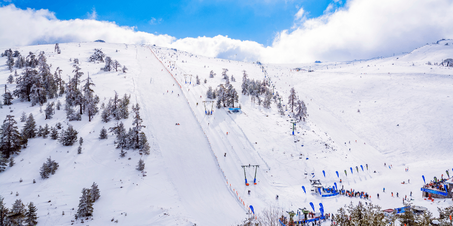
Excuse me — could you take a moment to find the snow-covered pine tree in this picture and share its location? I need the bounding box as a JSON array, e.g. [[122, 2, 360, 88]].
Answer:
[[109, 122, 127, 149], [82, 73, 99, 122], [42, 124, 50, 138], [89, 49, 105, 63], [40, 157, 59, 179], [50, 127, 58, 140], [139, 133, 150, 155], [29, 83, 46, 106], [225, 74, 230, 85], [118, 93, 130, 120], [9, 199, 25, 225], [13, 67, 39, 102], [54, 43, 61, 54], [226, 84, 238, 108], [77, 188, 93, 218], [112, 60, 121, 72], [131, 104, 145, 149], [122, 65, 128, 73], [20, 112, 26, 123], [8, 157, 14, 167], [44, 102, 54, 119], [3, 85, 13, 106], [231, 75, 235, 82], [287, 87, 297, 113], [0, 196, 10, 225], [0, 115, 22, 158], [7, 75, 13, 84], [73, 58, 79, 64], [90, 182, 101, 202], [6, 50, 14, 72], [36, 125, 44, 137], [222, 68, 228, 80], [54, 67, 65, 96], [216, 84, 226, 108], [66, 65, 84, 116], [0, 156, 7, 172], [59, 125, 78, 146], [23, 202, 38, 226], [294, 100, 307, 122], [15, 55, 26, 69], [103, 56, 112, 72], [263, 92, 272, 109], [209, 70, 215, 78], [25, 52, 38, 68], [206, 86, 214, 99], [196, 75, 200, 85], [136, 159, 145, 171], [99, 127, 108, 139]]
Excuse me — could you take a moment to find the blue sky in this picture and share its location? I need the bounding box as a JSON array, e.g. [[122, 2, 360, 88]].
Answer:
[[1, 0, 452, 63], [7, 0, 343, 46]]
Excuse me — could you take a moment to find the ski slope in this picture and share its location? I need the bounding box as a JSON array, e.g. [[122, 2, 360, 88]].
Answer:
[[0, 40, 452, 225]]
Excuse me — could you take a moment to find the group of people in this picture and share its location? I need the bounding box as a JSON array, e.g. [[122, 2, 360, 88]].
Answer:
[[338, 188, 370, 199]]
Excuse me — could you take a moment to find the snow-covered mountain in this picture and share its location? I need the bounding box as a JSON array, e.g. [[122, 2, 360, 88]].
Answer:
[[0, 40, 452, 225]]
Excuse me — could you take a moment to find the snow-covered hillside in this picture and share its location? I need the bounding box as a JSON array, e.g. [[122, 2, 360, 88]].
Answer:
[[0, 40, 452, 225]]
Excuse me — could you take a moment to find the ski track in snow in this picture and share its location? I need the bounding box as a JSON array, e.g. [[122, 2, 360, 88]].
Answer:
[[0, 41, 452, 225]]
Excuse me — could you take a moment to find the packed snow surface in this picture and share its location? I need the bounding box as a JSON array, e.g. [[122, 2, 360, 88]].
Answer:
[[0, 40, 452, 225]]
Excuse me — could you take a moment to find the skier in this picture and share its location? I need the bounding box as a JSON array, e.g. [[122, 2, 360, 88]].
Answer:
[[276, 195, 279, 200], [377, 193, 379, 199], [224, 153, 226, 157], [248, 190, 251, 195], [391, 192, 393, 197], [383, 188, 385, 192], [396, 192, 399, 198]]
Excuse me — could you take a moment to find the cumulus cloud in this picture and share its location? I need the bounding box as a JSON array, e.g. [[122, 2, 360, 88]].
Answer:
[[1, 1, 453, 63]]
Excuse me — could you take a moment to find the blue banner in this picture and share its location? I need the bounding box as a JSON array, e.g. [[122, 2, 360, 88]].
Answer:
[[334, 182, 337, 190], [350, 167, 353, 174], [421, 188, 448, 196], [360, 165, 364, 171], [302, 186, 306, 193], [310, 202, 315, 211], [422, 175, 425, 184], [336, 171, 339, 178], [318, 187, 321, 195], [322, 170, 326, 178], [250, 205, 255, 214], [321, 192, 339, 197]]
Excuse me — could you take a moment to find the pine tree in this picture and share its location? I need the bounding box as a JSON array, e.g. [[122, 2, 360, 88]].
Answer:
[[66, 65, 84, 115], [42, 124, 50, 138], [99, 127, 108, 139], [7, 75, 13, 84], [3, 85, 13, 106], [13, 67, 39, 102], [122, 65, 128, 73], [287, 87, 297, 113], [103, 56, 112, 72], [36, 125, 44, 137], [0, 115, 22, 158], [226, 84, 238, 108], [294, 100, 307, 121], [59, 125, 78, 146], [136, 159, 145, 171], [0, 156, 7, 172], [109, 122, 127, 149], [8, 157, 14, 167], [263, 92, 272, 109], [0, 196, 9, 226], [24, 202, 38, 226], [45, 102, 55, 119], [22, 113, 37, 140], [112, 60, 121, 72], [209, 70, 215, 78], [82, 73, 99, 122], [20, 112, 26, 122], [131, 104, 145, 149], [6, 50, 14, 72], [77, 188, 93, 218], [50, 126, 58, 140], [90, 182, 101, 202], [196, 75, 200, 85], [54, 43, 61, 54], [9, 199, 25, 225], [206, 86, 214, 99], [89, 49, 105, 63], [40, 157, 59, 179]]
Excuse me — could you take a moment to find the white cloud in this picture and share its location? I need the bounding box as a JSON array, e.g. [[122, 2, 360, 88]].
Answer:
[[1, 1, 453, 63], [149, 17, 163, 25], [87, 7, 97, 20]]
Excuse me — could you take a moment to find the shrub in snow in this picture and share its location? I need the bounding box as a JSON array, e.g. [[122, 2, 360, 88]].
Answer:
[[99, 127, 108, 139], [59, 125, 78, 146], [39, 157, 59, 179], [136, 159, 145, 171]]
